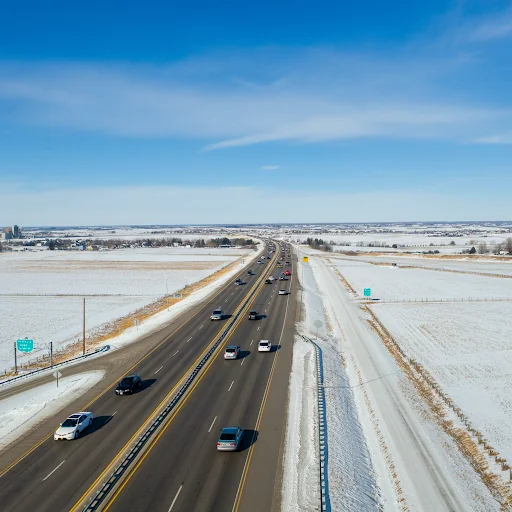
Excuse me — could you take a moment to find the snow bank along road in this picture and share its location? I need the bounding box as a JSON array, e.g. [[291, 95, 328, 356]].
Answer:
[[0, 242, 298, 512], [301, 254, 499, 511]]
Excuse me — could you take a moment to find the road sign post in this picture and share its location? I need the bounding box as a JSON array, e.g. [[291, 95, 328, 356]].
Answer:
[[53, 370, 62, 388], [14, 343, 17, 374]]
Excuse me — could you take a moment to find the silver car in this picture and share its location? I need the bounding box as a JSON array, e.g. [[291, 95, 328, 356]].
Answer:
[[217, 426, 244, 451], [224, 345, 240, 359]]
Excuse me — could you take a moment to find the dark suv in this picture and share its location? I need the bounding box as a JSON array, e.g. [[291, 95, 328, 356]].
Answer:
[[115, 375, 141, 395], [248, 310, 259, 320]]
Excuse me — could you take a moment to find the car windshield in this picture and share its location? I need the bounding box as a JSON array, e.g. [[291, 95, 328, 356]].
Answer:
[[219, 432, 236, 441], [120, 378, 134, 386], [62, 418, 79, 427], [226, 348, 235, 353]]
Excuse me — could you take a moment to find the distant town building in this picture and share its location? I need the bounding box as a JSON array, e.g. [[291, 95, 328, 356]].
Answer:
[[1, 225, 22, 239]]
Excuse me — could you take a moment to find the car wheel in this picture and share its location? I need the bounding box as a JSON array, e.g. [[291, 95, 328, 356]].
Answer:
[[75, 430, 80, 439], [88, 419, 92, 427]]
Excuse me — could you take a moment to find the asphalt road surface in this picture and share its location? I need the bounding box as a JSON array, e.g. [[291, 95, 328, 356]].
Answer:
[[0, 243, 297, 512], [104, 253, 297, 512]]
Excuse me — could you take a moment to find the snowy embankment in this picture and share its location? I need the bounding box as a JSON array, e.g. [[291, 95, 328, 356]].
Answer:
[[281, 337, 319, 512], [287, 248, 500, 511], [282, 252, 383, 511], [0, 370, 105, 450], [0, 245, 261, 374]]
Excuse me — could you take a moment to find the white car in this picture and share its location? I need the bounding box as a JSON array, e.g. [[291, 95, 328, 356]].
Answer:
[[268, 275, 275, 281], [279, 289, 287, 295], [258, 340, 272, 352], [54, 412, 94, 440], [210, 308, 223, 321]]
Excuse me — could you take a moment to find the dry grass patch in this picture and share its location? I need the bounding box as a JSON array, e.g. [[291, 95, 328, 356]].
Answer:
[[7, 258, 244, 376]]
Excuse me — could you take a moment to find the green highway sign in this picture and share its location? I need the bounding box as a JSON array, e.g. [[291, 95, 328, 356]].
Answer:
[[363, 288, 371, 297], [17, 339, 34, 352]]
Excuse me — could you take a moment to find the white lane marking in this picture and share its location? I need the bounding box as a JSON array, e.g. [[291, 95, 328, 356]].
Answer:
[[250, 340, 254, 346], [172, 350, 179, 357], [241, 358, 245, 366], [155, 365, 164, 374], [186, 337, 192, 343], [257, 326, 260, 331], [112, 411, 117, 416], [208, 416, 218, 433], [199, 325, 203, 330], [231, 292, 234, 295], [225, 299, 228, 302], [228, 381, 234, 391], [42, 460, 65, 482], [168, 485, 183, 512]]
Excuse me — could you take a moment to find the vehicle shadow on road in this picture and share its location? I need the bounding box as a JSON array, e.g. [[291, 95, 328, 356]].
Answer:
[[238, 350, 251, 359], [81, 415, 115, 438], [270, 345, 281, 353], [135, 378, 156, 393], [221, 314, 233, 321], [239, 429, 259, 452]]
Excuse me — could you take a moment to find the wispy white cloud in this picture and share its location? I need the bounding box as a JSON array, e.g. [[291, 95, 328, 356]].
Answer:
[[0, 44, 510, 150], [473, 133, 512, 145], [261, 165, 280, 170], [467, 13, 512, 42]]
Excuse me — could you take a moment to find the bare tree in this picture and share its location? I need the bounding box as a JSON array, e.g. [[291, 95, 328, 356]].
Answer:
[[477, 242, 489, 254], [505, 237, 512, 255]]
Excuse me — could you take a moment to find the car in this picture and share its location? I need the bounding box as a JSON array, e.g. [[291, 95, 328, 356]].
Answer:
[[268, 275, 275, 281], [276, 264, 283, 268], [279, 289, 287, 295], [224, 345, 240, 359], [284, 270, 291, 276], [54, 412, 94, 440], [234, 278, 242, 286], [257, 260, 263, 264], [267, 256, 271, 259], [265, 279, 272, 284], [115, 375, 141, 395], [210, 308, 223, 321], [285, 261, 291, 265], [279, 276, 287, 281], [248, 310, 259, 320], [217, 426, 244, 451], [247, 270, 254, 275], [258, 340, 272, 352]]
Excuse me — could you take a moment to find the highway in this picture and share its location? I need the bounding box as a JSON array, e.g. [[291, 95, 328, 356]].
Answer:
[[104, 249, 297, 512], [0, 242, 297, 512]]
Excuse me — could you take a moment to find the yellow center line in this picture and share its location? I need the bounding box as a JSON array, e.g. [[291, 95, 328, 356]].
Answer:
[[71, 247, 279, 512], [232, 254, 295, 512]]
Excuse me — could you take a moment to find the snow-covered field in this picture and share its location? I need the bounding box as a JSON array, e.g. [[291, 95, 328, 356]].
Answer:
[[374, 301, 512, 464], [327, 252, 512, 277], [0, 370, 105, 450], [328, 257, 512, 300], [292, 251, 501, 510], [0, 247, 254, 374]]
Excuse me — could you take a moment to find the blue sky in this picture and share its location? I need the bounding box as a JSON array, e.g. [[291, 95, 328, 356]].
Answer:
[[1, 0, 511, 225]]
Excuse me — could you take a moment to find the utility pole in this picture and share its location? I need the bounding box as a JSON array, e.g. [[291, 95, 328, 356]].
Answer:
[[82, 297, 86, 355], [14, 342, 17, 374]]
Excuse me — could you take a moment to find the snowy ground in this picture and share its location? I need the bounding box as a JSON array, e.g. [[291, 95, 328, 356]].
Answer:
[[326, 251, 512, 277], [0, 247, 255, 374], [374, 301, 512, 464], [327, 257, 512, 301], [281, 337, 319, 512], [282, 258, 383, 511], [0, 370, 105, 450], [290, 250, 500, 511]]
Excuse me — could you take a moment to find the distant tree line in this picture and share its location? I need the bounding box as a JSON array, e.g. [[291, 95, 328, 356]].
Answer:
[[306, 237, 333, 252], [462, 237, 512, 255]]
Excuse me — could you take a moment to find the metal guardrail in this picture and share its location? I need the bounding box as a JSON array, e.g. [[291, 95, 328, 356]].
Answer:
[[0, 345, 110, 388], [82, 251, 276, 511], [302, 335, 330, 512]]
